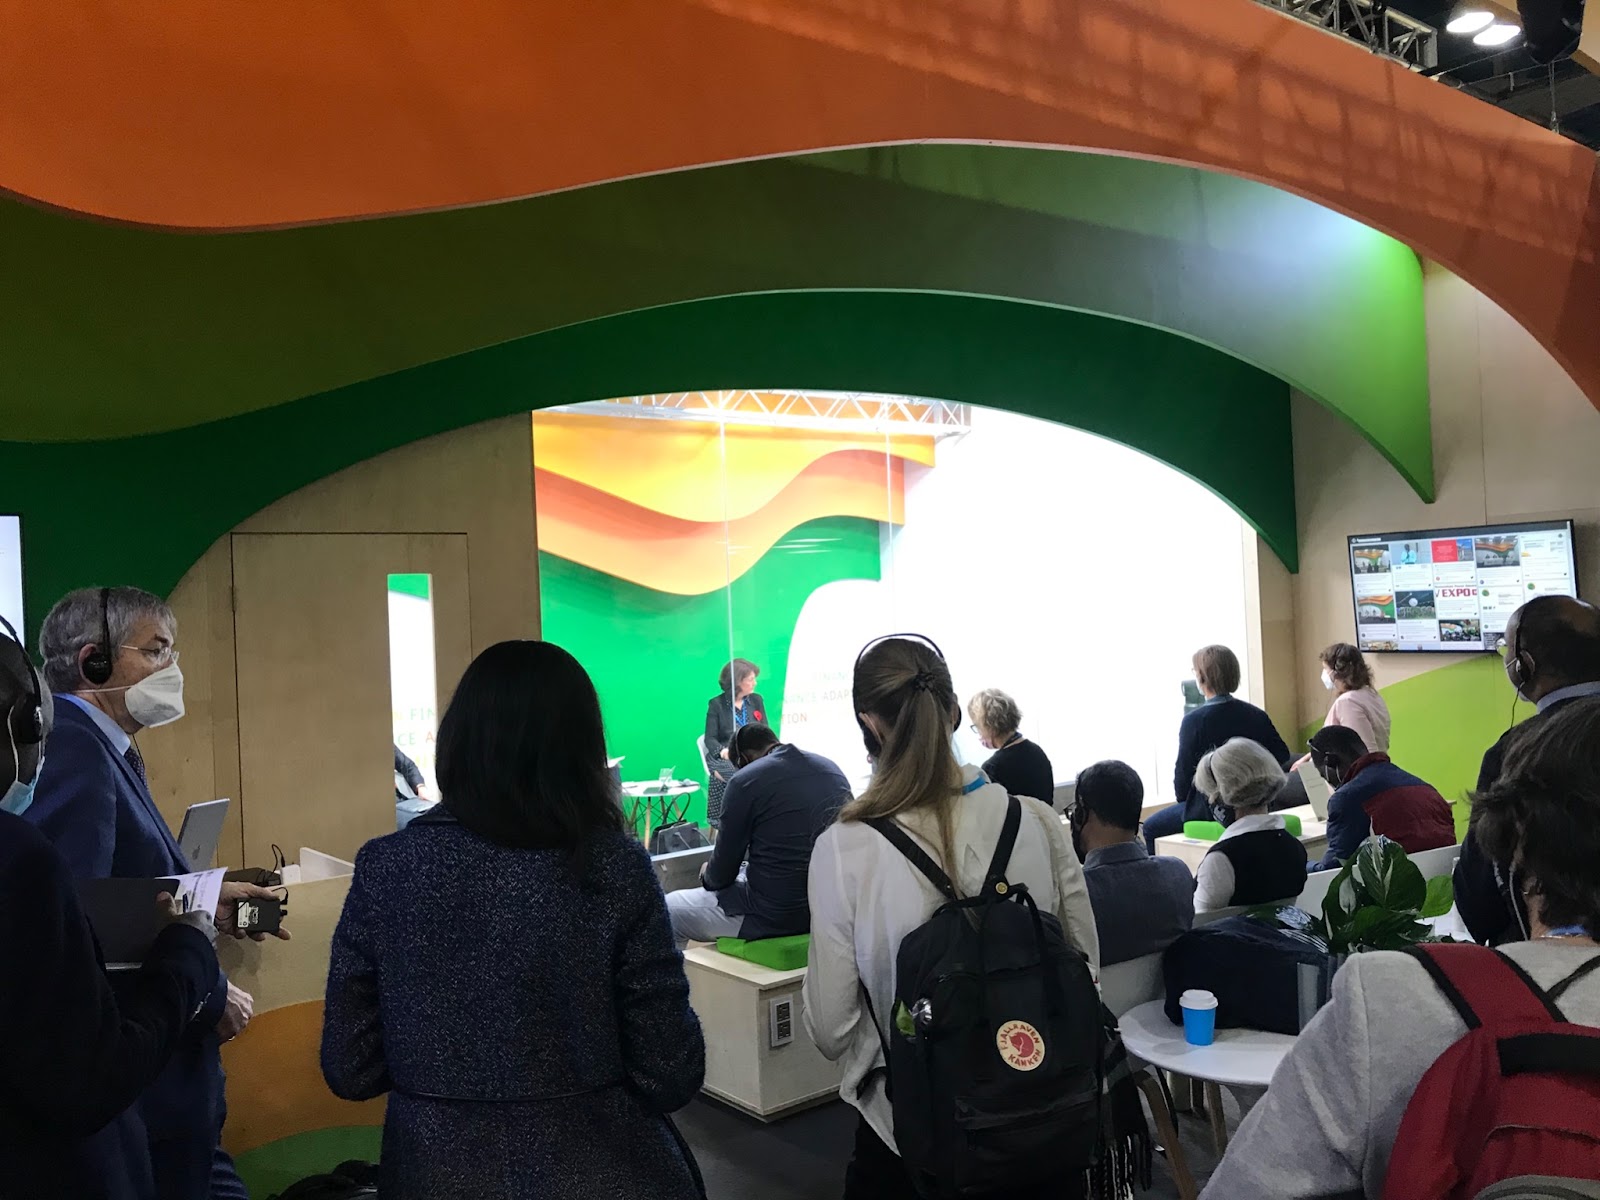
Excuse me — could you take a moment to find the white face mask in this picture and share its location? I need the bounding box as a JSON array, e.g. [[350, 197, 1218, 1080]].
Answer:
[[1320, 668, 1335, 691], [125, 663, 186, 729]]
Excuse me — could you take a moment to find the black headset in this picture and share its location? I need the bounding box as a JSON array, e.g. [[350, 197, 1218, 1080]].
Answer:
[[82, 587, 115, 686], [0, 613, 44, 749], [852, 633, 957, 757], [1506, 621, 1533, 694]]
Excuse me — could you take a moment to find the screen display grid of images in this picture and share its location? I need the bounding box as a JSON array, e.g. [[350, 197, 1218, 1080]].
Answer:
[[1349, 525, 1576, 653]]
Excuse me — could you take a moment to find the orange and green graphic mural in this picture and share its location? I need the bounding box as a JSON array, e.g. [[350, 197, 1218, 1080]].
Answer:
[[532, 402, 933, 820]]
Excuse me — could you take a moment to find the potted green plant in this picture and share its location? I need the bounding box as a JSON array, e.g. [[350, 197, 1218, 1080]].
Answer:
[[1251, 836, 1456, 1025], [1254, 835, 1456, 954]]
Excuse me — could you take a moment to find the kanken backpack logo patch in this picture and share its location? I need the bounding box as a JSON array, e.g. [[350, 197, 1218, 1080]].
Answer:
[[996, 1020, 1045, 1071]]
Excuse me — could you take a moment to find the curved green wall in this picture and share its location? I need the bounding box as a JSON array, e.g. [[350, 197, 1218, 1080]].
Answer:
[[0, 290, 1295, 639], [0, 147, 1427, 501]]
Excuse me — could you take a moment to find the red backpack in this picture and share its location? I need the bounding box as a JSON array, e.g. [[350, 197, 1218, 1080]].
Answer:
[[1384, 943, 1600, 1200]]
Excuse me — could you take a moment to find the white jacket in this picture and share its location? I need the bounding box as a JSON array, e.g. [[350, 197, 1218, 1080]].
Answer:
[[802, 766, 1100, 1150]]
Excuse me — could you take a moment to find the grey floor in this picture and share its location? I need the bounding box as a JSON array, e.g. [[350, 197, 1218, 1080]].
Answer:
[[677, 1090, 1236, 1199]]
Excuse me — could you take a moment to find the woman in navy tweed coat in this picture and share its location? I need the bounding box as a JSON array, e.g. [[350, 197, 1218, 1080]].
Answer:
[[322, 641, 707, 1199]]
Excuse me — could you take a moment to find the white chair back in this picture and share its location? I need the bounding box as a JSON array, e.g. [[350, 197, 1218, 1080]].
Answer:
[[1100, 952, 1164, 1018], [696, 733, 710, 775], [1298, 867, 1340, 915], [1410, 843, 1461, 880], [1297, 842, 1460, 915], [1052, 779, 1076, 813]]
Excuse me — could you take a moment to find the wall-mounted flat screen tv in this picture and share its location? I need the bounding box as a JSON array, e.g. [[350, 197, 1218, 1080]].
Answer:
[[1347, 519, 1577, 653]]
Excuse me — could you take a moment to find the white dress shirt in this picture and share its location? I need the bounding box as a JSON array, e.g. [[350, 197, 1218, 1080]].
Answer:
[[802, 766, 1100, 1150], [1193, 811, 1288, 913]]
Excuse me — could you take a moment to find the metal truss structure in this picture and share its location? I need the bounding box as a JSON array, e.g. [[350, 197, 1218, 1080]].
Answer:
[[1256, 0, 1440, 70], [565, 390, 973, 438]]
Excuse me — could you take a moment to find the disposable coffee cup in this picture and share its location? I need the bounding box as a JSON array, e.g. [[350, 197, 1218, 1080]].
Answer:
[[1179, 989, 1218, 1046]]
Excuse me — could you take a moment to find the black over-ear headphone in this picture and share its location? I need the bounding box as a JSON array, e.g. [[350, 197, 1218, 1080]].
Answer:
[[0, 614, 44, 748], [852, 633, 956, 756], [1506, 622, 1533, 694], [82, 587, 114, 686]]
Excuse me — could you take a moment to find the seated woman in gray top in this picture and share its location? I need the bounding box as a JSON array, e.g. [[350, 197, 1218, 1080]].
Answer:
[[1203, 697, 1600, 1199], [1072, 760, 1195, 966], [1191, 738, 1307, 912], [323, 640, 706, 1200]]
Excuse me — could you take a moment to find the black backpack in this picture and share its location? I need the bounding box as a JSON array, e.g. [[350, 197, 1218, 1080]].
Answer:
[[266, 1160, 379, 1200], [862, 795, 1105, 1198]]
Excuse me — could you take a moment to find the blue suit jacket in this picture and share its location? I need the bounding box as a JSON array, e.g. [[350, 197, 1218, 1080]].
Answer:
[[25, 700, 227, 1146]]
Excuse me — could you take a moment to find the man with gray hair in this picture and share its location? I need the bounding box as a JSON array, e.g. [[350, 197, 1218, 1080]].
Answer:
[[0, 613, 227, 1197], [27, 586, 259, 1200]]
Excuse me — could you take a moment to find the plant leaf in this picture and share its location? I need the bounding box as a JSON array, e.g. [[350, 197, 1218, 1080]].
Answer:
[[1322, 858, 1360, 953], [1356, 837, 1425, 914], [1346, 907, 1420, 950], [1421, 874, 1455, 919]]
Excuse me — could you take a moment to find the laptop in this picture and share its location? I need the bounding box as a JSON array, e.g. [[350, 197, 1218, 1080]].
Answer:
[[1295, 760, 1333, 821], [177, 798, 230, 869]]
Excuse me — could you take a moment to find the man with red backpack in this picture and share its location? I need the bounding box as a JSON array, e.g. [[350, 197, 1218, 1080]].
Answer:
[[1202, 697, 1600, 1200]]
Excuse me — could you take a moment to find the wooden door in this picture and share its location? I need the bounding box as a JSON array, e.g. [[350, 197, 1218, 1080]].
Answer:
[[232, 533, 471, 865]]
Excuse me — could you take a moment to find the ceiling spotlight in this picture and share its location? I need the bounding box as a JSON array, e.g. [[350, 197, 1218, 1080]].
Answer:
[[1473, 21, 1522, 45], [1445, 9, 1496, 33]]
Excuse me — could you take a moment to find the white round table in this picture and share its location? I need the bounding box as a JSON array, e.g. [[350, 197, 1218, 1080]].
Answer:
[[620, 780, 701, 843], [1118, 997, 1298, 1168], [1118, 998, 1296, 1088]]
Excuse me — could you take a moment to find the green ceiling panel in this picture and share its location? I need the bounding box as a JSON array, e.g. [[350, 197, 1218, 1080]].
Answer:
[[0, 146, 1428, 499], [0, 291, 1296, 641]]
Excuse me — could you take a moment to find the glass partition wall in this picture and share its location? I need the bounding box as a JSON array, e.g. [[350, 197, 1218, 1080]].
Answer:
[[532, 392, 1253, 829]]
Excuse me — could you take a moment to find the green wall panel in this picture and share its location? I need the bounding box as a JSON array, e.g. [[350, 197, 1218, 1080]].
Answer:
[[0, 147, 1427, 504], [540, 515, 882, 826], [0, 290, 1296, 647]]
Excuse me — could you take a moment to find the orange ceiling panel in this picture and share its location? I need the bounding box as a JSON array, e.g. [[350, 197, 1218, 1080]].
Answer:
[[4, 0, 1598, 407]]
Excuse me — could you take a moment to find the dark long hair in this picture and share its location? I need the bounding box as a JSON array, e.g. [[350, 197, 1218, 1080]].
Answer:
[[436, 641, 624, 862]]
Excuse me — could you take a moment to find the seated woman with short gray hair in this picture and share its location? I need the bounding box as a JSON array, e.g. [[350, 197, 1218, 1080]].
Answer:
[[1191, 738, 1308, 912], [967, 687, 1055, 805]]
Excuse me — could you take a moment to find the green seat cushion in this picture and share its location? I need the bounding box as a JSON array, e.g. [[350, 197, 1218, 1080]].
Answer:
[[715, 934, 811, 971], [1183, 814, 1301, 840]]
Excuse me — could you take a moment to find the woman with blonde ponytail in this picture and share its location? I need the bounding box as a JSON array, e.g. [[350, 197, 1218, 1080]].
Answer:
[[803, 635, 1099, 1199]]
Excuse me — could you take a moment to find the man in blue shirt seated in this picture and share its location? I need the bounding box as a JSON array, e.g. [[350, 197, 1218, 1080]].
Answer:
[[666, 724, 850, 949], [1073, 760, 1196, 966]]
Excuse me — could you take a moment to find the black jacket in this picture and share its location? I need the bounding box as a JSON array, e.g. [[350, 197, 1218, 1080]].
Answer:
[[0, 811, 220, 1200], [1455, 691, 1597, 945], [701, 744, 850, 940], [982, 738, 1056, 807], [1174, 696, 1292, 821], [703, 691, 769, 760]]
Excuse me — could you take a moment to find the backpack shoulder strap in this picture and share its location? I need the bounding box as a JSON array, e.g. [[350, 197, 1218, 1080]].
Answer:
[[1405, 943, 1564, 1030], [982, 794, 1023, 896], [863, 817, 960, 903]]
